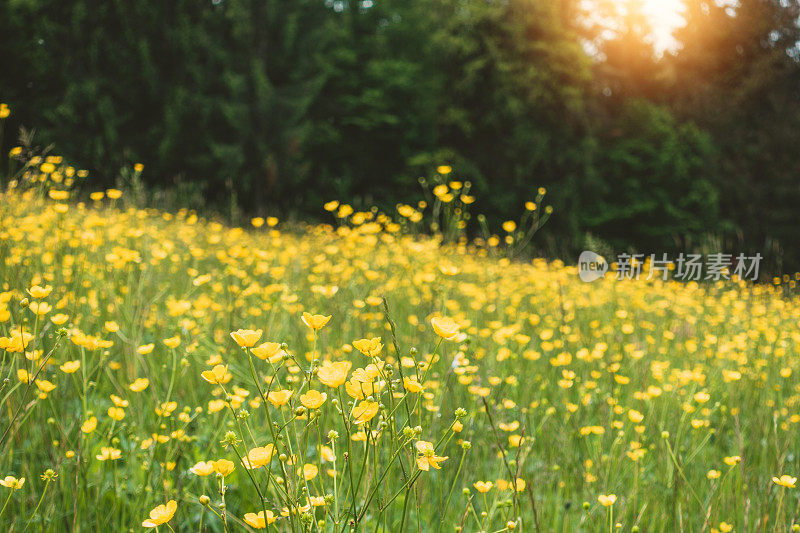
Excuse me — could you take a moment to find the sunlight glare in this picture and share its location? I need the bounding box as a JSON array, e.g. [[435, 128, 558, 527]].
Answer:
[[641, 0, 685, 52]]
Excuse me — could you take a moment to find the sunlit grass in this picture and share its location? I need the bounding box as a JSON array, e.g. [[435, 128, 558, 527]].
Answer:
[[0, 181, 799, 531]]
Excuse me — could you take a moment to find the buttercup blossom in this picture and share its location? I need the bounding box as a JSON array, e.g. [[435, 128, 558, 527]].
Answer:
[[244, 510, 276, 529], [142, 500, 177, 528], [416, 440, 448, 471], [0, 476, 25, 490], [773, 474, 797, 488], [301, 312, 331, 330], [430, 316, 460, 340], [230, 329, 263, 348]]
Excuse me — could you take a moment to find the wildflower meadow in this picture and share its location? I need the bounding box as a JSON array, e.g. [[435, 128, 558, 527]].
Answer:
[[1, 142, 800, 532]]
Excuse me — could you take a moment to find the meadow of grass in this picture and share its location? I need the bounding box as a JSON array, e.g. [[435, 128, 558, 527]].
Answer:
[[1, 166, 800, 532]]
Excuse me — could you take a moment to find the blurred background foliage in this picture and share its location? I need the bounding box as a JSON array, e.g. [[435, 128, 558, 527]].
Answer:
[[2, 0, 799, 269]]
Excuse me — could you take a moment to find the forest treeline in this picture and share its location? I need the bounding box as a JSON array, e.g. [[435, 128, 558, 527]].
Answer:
[[2, 0, 800, 270]]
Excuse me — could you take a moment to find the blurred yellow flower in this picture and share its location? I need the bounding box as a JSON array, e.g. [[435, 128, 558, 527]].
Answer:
[[352, 401, 380, 425], [431, 316, 460, 340], [244, 510, 276, 528], [0, 476, 25, 490], [773, 474, 796, 488], [60, 360, 80, 373], [300, 390, 327, 409], [212, 459, 235, 477], [137, 343, 155, 355], [190, 461, 214, 476], [129, 378, 150, 392], [96, 447, 122, 461], [27, 285, 53, 299], [81, 417, 97, 434], [201, 364, 229, 385], [474, 481, 493, 493], [598, 494, 616, 507], [251, 341, 284, 362], [416, 440, 448, 471], [142, 500, 177, 528], [230, 328, 262, 348], [317, 361, 351, 388], [163, 335, 181, 348], [301, 312, 331, 331], [268, 389, 292, 407]]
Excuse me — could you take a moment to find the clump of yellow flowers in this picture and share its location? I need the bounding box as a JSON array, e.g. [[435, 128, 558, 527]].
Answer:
[[1, 152, 800, 530]]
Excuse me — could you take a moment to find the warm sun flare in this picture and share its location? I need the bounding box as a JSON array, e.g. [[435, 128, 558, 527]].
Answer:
[[640, 0, 685, 51]]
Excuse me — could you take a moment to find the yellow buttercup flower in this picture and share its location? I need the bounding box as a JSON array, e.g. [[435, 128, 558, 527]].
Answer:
[[162, 335, 181, 348], [212, 459, 235, 477], [201, 364, 229, 385], [301, 312, 331, 331], [345, 376, 384, 400], [626, 449, 646, 462], [0, 476, 25, 490], [598, 494, 617, 507], [298, 463, 318, 480], [60, 360, 80, 373], [96, 447, 122, 461], [416, 440, 448, 471], [300, 390, 327, 409], [50, 313, 69, 325], [244, 510, 276, 529], [27, 285, 53, 299], [437, 165, 452, 175], [190, 461, 215, 476], [268, 389, 293, 407], [230, 329, 263, 348], [1, 332, 33, 353], [352, 401, 380, 425], [35, 380, 56, 393], [628, 409, 644, 423], [430, 316, 460, 340], [772, 474, 797, 488], [81, 417, 97, 434], [352, 337, 383, 356], [317, 361, 351, 388], [321, 446, 335, 462], [403, 377, 424, 393], [137, 343, 155, 355], [242, 445, 275, 469], [142, 500, 177, 528], [694, 391, 710, 403], [251, 341, 284, 362], [29, 301, 51, 315], [474, 481, 493, 493], [110, 395, 129, 408], [509, 434, 524, 447], [129, 378, 150, 392]]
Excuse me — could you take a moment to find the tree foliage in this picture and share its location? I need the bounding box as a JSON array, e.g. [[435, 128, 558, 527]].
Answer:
[[2, 0, 798, 267]]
